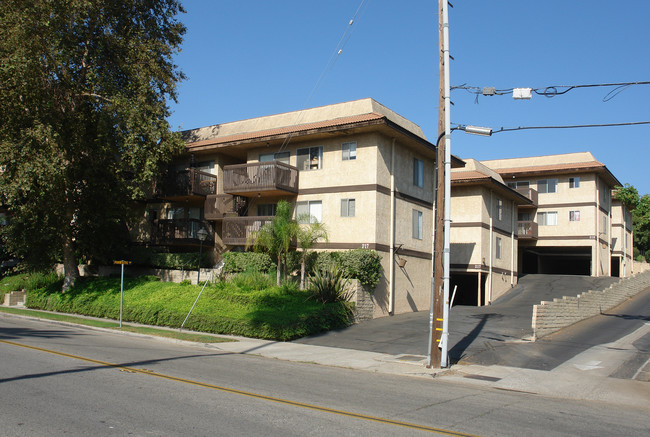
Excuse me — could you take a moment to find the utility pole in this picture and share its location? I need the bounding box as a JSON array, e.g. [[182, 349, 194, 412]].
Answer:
[[427, 0, 447, 368]]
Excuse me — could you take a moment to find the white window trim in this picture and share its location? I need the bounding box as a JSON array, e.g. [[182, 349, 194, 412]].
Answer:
[[341, 198, 355, 217]]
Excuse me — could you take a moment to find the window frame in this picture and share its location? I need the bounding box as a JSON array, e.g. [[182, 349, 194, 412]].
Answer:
[[340, 198, 356, 217], [538, 211, 558, 226], [496, 237, 502, 259], [413, 157, 424, 188], [569, 210, 580, 222], [537, 179, 558, 194], [296, 146, 323, 171], [341, 142, 357, 161], [569, 177, 580, 189], [412, 209, 423, 240], [296, 200, 322, 224], [259, 151, 290, 165], [258, 203, 277, 216]]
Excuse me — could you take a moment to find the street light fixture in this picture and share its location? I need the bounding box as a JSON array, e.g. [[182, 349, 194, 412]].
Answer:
[[196, 227, 209, 284]]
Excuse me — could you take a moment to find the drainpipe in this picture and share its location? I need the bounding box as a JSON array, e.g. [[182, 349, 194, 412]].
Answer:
[[595, 179, 600, 277], [488, 191, 493, 303], [511, 199, 515, 287], [389, 138, 396, 314]]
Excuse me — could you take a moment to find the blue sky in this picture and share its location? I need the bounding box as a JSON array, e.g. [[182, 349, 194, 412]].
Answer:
[[168, 1, 650, 194]]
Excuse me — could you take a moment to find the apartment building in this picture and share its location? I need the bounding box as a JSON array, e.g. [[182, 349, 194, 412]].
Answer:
[[139, 98, 464, 317], [481, 152, 633, 280], [450, 159, 532, 305]]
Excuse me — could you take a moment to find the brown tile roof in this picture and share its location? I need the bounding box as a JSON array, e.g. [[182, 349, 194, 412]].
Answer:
[[187, 113, 386, 148], [451, 171, 491, 182], [494, 161, 605, 176]]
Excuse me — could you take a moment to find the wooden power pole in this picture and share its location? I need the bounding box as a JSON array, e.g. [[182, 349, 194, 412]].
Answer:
[[427, 0, 446, 368]]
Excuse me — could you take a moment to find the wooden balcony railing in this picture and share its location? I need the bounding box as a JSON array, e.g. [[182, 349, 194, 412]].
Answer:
[[517, 220, 538, 239], [150, 219, 214, 246], [223, 161, 298, 197], [204, 194, 248, 220], [515, 187, 538, 206], [222, 216, 273, 246], [154, 168, 217, 199]]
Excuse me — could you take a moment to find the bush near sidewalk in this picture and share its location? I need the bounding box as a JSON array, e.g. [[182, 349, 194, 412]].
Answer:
[[23, 273, 353, 341]]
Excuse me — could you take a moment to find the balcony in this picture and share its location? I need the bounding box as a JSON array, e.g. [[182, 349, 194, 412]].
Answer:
[[154, 168, 217, 201], [204, 194, 248, 220], [223, 161, 298, 197], [150, 219, 214, 247], [515, 187, 538, 207], [517, 220, 538, 240], [222, 216, 273, 246]]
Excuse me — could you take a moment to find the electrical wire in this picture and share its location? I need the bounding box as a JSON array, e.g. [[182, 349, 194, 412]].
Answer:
[[487, 120, 650, 134], [277, 0, 370, 153], [452, 81, 650, 102]]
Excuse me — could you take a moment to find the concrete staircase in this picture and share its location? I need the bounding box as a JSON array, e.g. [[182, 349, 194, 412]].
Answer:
[[2, 289, 26, 307], [532, 271, 650, 339]]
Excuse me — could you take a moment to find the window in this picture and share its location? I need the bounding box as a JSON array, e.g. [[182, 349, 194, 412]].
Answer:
[[537, 179, 558, 194], [258, 203, 277, 216], [296, 200, 322, 223], [341, 198, 355, 217], [296, 146, 322, 170], [496, 237, 502, 259], [507, 181, 529, 189], [518, 212, 531, 221], [342, 142, 356, 161], [259, 151, 290, 165], [496, 198, 503, 221], [569, 210, 580, 222], [413, 158, 424, 188], [412, 209, 423, 239], [196, 160, 216, 174], [538, 211, 558, 226], [569, 177, 580, 188], [602, 216, 608, 235]]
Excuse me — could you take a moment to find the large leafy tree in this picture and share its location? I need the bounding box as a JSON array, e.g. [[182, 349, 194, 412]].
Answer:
[[0, 0, 186, 289]]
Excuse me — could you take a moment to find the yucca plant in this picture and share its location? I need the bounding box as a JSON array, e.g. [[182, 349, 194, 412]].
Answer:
[[308, 265, 352, 304]]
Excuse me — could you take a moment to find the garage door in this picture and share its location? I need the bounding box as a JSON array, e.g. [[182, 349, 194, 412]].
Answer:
[[521, 247, 591, 275]]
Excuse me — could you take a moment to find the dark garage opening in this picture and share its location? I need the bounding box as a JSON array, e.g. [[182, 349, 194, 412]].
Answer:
[[450, 272, 487, 306], [520, 247, 591, 276]]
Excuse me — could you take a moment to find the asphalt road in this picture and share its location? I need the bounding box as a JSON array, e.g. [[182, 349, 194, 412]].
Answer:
[[2, 315, 649, 436], [295, 274, 624, 364]]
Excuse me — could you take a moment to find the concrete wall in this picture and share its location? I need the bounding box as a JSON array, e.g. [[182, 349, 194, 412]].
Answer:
[[532, 270, 650, 339]]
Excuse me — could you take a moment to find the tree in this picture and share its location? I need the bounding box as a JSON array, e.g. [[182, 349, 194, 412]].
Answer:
[[248, 201, 299, 286], [0, 1, 186, 290], [296, 219, 328, 290], [615, 184, 650, 260]]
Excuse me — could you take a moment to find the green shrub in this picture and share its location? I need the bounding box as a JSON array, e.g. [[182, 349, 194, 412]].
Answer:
[[314, 251, 340, 273], [24, 274, 352, 341], [231, 270, 274, 291], [222, 251, 273, 274], [339, 249, 382, 290], [308, 264, 352, 304], [130, 247, 209, 269]]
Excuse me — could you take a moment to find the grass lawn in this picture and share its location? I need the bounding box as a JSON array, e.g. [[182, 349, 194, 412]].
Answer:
[[2, 271, 353, 341], [0, 306, 234, 343]]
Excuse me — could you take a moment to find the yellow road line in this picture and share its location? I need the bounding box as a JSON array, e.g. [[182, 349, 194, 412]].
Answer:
[[0, 338, 479, 436]]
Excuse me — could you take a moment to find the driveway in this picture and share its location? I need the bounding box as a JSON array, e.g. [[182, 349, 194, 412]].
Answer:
[[294, 274, 620, 363]]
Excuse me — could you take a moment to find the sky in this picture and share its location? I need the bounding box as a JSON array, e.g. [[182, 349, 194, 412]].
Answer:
[[167, 0, 650, 194]]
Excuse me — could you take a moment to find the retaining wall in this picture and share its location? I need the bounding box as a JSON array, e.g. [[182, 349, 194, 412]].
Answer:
[[54, 264, 216, 285], [532, 270, 650, 339]]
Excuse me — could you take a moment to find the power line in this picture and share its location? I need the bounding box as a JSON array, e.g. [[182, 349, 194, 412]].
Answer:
[[278, 0, 370, 153], [452, 81, 650, 103], [485, 120, 650, 134]]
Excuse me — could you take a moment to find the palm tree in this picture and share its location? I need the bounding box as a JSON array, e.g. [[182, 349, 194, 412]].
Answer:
[[296, 217, 328, 290], [247, 200, 298, 286]]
